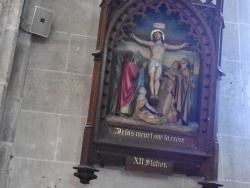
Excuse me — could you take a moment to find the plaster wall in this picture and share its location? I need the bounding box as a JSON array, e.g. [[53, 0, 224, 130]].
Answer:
[[4, 0, 250, 188]]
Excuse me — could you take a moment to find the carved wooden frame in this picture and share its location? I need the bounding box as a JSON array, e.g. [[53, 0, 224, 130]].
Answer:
[[74, 0, 224, 187]]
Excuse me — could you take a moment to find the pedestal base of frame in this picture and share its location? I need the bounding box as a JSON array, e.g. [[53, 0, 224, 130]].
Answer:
[[73, 165, 99, 184], [198, 180, 223, 188]]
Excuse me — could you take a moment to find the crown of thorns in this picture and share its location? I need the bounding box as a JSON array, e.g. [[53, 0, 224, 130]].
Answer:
[[150, 29, 165, 40]]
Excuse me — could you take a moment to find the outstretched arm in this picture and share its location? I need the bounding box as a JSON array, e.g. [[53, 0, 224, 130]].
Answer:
[[164, 42, 189, 50], [130, 33, 153, 47]]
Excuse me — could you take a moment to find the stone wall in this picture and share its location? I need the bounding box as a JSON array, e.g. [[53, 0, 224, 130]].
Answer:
[[3, 0, 250, 188], [218, 0, 250, 187], [0, 0, 25, 188], [7, 0, 100, 188]]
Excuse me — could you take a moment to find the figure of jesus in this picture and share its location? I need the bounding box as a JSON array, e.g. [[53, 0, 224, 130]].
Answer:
[[130, 29, 189, 101]]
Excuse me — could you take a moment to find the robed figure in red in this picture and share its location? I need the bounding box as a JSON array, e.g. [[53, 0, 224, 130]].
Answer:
[[117, 51, 139, 116]]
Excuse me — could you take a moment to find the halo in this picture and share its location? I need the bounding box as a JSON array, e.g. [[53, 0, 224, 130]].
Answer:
[[150, 29, 165, 40]]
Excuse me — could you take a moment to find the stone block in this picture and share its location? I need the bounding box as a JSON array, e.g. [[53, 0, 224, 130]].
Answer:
[[66, 34, 96, 75], [8, 158, 85, 188], [220, 135, 250, 182], [55, 116, 85, 163], [92, 166, 183, 188], [240, 24, 250, 62], [5, 31, 30, 97], [13, 111, 59, 160], [220, 59, 242, 98], [219, 180, 250, 188], [0, 29, 17, 82], [0, 96, 21, 142], [5, 0, 25, 5], [242, 72, 250, 100], [223, 0, 238, 23], [0, 3, 3, 18], [182, 176, 203, 188], [244, 99, 250, 137], [0, 84, 5, 107], [221, 22, 239, 61], [0, 142, 12, 188], [240, 24, 250, 99], [218, 96, 245, 136], [40, 0, 101, 36], [218, 135, 224, 180], [0, 29, 18, 112], [238, 0, 250, 24], [1, 4, 23, 30], [21, 69, 92, 116], [0, 31, 31, 142], [28, 32, 69, 71]]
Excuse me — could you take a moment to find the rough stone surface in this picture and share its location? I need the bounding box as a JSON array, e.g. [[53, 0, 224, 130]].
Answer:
[[0, 30, 31, 142], [0, 29, 18, 107], [0, 1, 250, 188], [21, 69, 92, 116], [240, 24, 250, 100], [0, 1, 25, 188], [245, 99, 250, 137], [221, 22, 240, 61], [220, 136, 250, 182], [13, 110, 59, 160], [55, 116, 85, 163], [220, 59, 242, 98], [218, 96, 245, 136], [8, 158, 84, 188], [28, 32, 70, 71], [66, 34, 96, 75], [0, 142, 12, 188], [238, 0, 250, 24], [92, 166, 183, 188], [40, 0, 101, 36], [0, 0, 24, 116], [222, 0, 238, 23]]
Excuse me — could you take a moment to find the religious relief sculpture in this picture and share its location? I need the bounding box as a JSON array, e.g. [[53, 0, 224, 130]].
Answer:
[[113, 18, 199, 126], [175, 58, 196, 125], [74, 1, 224, 187], [133, 87, 163, 124], [129, 26, 189, 102], [158, 58, 196, 125]]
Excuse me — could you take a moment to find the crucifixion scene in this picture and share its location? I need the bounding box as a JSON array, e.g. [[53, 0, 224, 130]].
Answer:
[[108, 3, 200, 127]]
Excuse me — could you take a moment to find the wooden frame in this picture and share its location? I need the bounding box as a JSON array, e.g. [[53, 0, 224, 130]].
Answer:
[[74, 0, 224, 187]]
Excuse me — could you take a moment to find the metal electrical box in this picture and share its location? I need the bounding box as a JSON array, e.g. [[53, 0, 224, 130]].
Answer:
[[30, 6, 54, 37]]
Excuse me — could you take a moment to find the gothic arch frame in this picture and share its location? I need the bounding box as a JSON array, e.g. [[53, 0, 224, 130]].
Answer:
[[98, 0, 218, 153]]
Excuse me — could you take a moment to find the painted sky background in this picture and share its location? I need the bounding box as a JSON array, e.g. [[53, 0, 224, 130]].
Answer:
[[124, 3, 195, 44]]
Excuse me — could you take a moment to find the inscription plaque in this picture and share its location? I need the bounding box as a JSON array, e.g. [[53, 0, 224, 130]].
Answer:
[[125, 157, 174, 175]]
